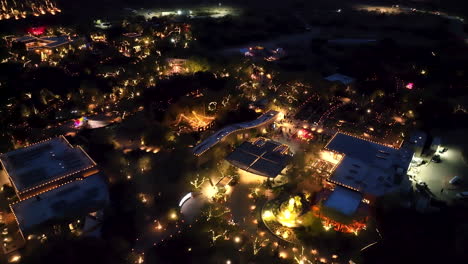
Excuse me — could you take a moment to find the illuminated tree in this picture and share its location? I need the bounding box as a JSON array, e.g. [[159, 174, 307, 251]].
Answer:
[[190, 174, 208, 189], [208, 229, 228, 245], [252, 237, 269, 255], [204, 205, 230, 221], [186, 56, 210, 73]]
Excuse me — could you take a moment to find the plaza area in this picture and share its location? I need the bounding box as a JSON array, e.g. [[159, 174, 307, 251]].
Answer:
[[411, 130, 468, 202]]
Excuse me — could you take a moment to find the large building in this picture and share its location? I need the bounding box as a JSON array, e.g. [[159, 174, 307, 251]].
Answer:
[[0, 136, 108, 240], [316, 132, 413, 233], [226, 137, 291, 178], [325, 132, 413, 199]]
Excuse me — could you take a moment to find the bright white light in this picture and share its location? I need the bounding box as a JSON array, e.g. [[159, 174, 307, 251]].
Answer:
[[177, 10, 182, 15], [179, 192, 192, 207], [320, 150, 342, 164], [137, 256, 144, 264], [9, 255, 21, 263], [202, 185, 218, 199], [262, 210, 274, 220]]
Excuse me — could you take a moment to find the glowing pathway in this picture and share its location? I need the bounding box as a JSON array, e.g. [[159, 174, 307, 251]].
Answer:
[[192, 110, 279, 156]]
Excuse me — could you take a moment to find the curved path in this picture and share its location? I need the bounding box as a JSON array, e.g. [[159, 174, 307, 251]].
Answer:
[[193, 110, 279, 156]]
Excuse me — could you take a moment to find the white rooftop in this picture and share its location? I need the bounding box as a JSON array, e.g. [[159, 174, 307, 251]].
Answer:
[[326, 133, 413, 196], [11, 174, 109, 233], [324, 186, 362, 216]]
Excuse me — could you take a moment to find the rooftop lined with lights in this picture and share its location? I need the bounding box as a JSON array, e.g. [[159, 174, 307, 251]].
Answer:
[[10, 173, 108, 234], [325, 132, 413, 196], [0, 136, 97, 196]]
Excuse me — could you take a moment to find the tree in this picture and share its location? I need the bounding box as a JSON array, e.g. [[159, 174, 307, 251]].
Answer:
[[0, 133, 13, 153], [186, 56, 210, 73], [11, 42, 26, 57], [1, 184, 15, 199]]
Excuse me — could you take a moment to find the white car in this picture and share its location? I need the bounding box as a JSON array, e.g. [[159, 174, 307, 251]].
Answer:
[[449, 176, 461, 185]]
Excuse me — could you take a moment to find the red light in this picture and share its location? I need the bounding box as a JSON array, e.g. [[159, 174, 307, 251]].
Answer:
[[297, 129, 314, 140], [28, 26, 46, 36]]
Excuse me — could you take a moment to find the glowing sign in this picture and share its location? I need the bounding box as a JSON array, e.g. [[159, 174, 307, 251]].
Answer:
[[405, 83, 414, 90], [28, 26, 46, 35], [74, 117, 88, 128]]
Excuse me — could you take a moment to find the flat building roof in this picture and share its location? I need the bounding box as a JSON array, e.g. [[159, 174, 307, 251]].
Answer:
[[0, 136, 96, 194], [11, 174, 109, 233], [326, 133, 413, 196], [226, 138, 291, 178]]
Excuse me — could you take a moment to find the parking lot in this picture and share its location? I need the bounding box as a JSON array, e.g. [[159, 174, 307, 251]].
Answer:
[[415, 145, 468, 202]]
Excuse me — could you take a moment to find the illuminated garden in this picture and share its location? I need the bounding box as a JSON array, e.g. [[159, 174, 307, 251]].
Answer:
[[0, 1, 468, 263]]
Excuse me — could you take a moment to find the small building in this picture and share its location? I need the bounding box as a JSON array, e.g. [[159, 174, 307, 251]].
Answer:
[[9, 35, 73, 51], [0, 136, 108, 242], [226, 138, 292, 178], [166, 58, 188, 74], [317, 186, 369, 234], [323, 186, 362, 216]]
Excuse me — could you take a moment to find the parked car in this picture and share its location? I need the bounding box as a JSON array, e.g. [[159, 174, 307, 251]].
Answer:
[[431, 154, 441, 163], [456, 192, 468, 199], [449, 176, 461, 185]]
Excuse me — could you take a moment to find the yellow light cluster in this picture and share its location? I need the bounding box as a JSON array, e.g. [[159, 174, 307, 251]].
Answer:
[[326, 179, 360, 192]]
